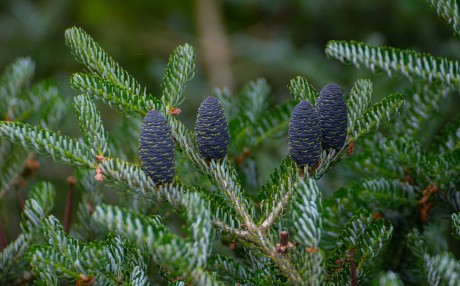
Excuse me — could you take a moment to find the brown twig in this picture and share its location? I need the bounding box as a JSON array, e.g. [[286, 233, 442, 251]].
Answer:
[[348, 249, 358, 286], [276, 231, 294, 253], [64, 176, 77, 234], [0, 218, 6, 250]]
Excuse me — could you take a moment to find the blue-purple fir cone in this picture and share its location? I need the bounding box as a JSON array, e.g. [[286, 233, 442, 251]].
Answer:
[[139, 110, 175, 184], [316, 83, 348, 150], [288, 101, 322, 167], [196, 96, 229, 160]]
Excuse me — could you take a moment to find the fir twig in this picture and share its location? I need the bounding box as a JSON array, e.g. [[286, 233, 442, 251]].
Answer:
[[326, 40, 460, 89], [426, 0, 460, 36], [63, 176, 76, 234]]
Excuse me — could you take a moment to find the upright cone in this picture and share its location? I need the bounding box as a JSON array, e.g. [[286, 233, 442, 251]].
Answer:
[[316, 83, 348, 150], [288, 101, 322, 167], [195, 96, 229, 160], [139, 110, 175, 184]]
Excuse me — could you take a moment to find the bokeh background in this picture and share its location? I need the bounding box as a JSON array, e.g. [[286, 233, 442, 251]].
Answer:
[[2, 0, 460, 245]]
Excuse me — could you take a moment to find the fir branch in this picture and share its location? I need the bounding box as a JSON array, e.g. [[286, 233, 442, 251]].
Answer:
[[291, 247, 325, 284], [208, 255, 250, 284], [291, 179, 322, 249], [0, 57, 35, 118], [213, 88, 235, 119], [452, 213, 460, 239], [213, 220, 252, 242], [71, 73, 159, 116], [425, 149, 460, 187], [29, 216, 151, 285], [338, 210, 373, 248], [12, 82, 59, 123], [326, 40, 460, 89], [347, 79, 373, 136], [0, 121, 93, 167], [237, 78, 270, 122], [436, 114, 460, 153], [382, 136, 425, 173], [250, 101, 294, 148], [351, 93, 405, 140], [355, 219, 393, 270], [259, 157, 294, 217], [0, 147, 29, 194], [0, 182, 55, 284], [348, 134, 405, 179], [327, 210, 393, 283], [288, 76, 319, 106], [74, 94, 108, 156], [73, 170, 104, 241], [209, 159, 254, 229], [360, 178, 416, 207], [396, 83, 450, 137], [92, 204, 209, 281], [425, 252, 460, 286], [229, 101, 294, 153], [65, 27, 156, 105], [100, 157, 189, 208], [181, 192, 213, 268], [426, 0, 460, 36], [161, 44, 196, 108]]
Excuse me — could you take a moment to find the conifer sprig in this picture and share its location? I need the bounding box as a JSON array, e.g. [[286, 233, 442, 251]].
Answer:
[[0, 57, 35, 118], [65, 27, 156, 106], [0, 182, 55, 285], [71, 73, 160, 116], [0, 122, 93, 167], [453, 213, 460, 238], [407, 230, 460, 285], [396, 83, 449, 137], [74, 94, 108, 157], [237, 78, 270, 122], [426, 0, 460, 36], [161, 44, 195, 108], [326, 40, 460, 89], [291, 179, 322, 248], [347, 79, 373, 135], [351, 93, 405, 140], [288, 76, 319, 106]]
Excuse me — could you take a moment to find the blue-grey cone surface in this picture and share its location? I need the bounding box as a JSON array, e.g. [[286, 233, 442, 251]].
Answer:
[[196, 96, 229, 160], [316, 83, 348, 150], [288, 101, 322, 167], [139, 110, 175, 184]]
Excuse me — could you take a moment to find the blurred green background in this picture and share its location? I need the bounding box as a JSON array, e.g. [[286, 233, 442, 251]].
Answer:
[[2, 0, 460, 236]]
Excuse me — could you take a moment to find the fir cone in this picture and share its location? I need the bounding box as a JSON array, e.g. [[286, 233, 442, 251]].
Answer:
[[139, 110, 175, 184], [316, 83, 348, 150], [196, 96, 229, 160], [288, 101, 322, 167]]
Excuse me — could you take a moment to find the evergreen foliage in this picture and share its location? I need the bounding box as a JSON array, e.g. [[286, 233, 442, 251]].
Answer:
[[0, 2, 459, 283]]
